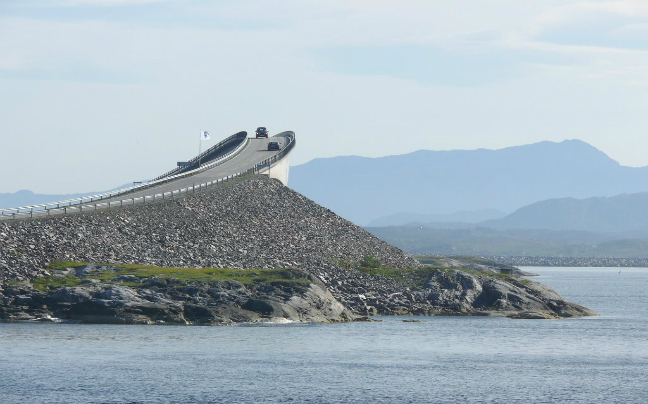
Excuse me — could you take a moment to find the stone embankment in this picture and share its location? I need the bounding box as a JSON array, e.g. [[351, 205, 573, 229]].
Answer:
[[0, 176, 417, 282], [0, 176, 596, 323]]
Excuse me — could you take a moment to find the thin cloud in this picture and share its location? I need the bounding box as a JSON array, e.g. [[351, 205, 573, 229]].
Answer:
[[1, 0, 648, 193], [529, 1, 648, 50], [59, 0, 183, 6]]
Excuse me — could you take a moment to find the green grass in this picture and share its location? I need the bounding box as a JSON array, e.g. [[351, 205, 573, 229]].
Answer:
[[46, 260, 87, 270], [356, 265, 527, 288], [416, 255, 506, 267], [357, 265, 448, 288], [103, 264, 311, 285], [331, 257, 356, 270], [32, 275, 83, 291], [5, 280, 29, 286], [415, 256, 446, 266], [357, 266, 411, 283], [33, 262, 312, 291], [438, 266, 531, 286], [458, 267, 512, 281]]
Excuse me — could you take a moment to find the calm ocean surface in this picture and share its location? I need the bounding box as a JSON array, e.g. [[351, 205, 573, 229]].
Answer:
[[1, 267, 647, 404]]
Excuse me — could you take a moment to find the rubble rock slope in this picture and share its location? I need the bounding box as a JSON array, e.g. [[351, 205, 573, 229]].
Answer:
[[1, 176, 595, 322]]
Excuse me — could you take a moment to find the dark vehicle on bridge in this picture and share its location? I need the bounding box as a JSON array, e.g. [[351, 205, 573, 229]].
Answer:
[[255, 127, 269, 138], [267, 141, 281, 151]]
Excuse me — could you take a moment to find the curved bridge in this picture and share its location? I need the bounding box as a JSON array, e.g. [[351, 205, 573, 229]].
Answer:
[[1, 131, 295, 220]]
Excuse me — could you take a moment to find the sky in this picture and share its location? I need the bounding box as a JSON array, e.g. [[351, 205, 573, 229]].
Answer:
[[1, 0, 647, 193]]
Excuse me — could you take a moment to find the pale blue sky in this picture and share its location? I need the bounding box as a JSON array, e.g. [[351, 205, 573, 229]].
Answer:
[[1, 0, 647, 193]]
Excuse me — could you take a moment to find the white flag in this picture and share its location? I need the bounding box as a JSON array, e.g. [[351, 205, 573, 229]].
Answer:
[[201, 130, 211, 140]]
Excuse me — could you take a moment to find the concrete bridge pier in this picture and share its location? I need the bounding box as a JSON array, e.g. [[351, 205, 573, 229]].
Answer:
[[260, 154, 290, 186]]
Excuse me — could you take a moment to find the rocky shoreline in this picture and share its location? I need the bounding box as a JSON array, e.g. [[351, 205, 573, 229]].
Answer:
[[0, 176, 597, 324], [1, 265, 357, 325]]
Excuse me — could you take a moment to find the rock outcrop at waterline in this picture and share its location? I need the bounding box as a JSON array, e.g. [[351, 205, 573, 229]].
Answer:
[[0, 265, 355, 325], [0, 176, 596, 323]]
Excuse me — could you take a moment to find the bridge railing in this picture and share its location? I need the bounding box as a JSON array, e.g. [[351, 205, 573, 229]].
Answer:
[[151, 131, 248, 181], [0, 132, 251, 219], [0, 131, 295, 220], [252, 131, 296, 171]]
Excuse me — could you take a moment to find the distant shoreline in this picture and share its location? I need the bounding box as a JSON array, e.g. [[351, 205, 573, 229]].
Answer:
[[485, 256, 648, 268]]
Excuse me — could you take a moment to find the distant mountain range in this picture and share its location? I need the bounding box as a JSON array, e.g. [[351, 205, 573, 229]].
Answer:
[[367, 209, 506, 227], [482, 192, 648, 234], [290, 139, 648, 226], [366, 225, 648, 258], [0, 184, 131, 210], [0, 190, 92, 209], [366, 192, 648, 257]]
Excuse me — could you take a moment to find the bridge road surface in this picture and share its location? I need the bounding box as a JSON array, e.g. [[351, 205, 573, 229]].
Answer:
[[8, 137, 281, 219], [97, 137, 279, 203]]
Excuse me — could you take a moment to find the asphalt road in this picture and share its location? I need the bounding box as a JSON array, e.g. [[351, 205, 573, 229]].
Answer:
[[1, 136, 282, 219], [100, 136, 282, 203]]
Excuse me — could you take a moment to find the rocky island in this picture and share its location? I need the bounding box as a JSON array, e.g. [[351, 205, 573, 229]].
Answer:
[[0, 176, 596, 324]]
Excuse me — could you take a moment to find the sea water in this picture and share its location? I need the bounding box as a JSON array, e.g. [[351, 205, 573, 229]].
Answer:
[[1, 267, 647, 404]]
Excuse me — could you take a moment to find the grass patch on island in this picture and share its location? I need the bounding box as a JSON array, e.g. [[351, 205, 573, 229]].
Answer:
[[32, 275, 84, 291], [106, 264, 311, 285], [442, 267, 530, 285], [46, 260, 87, 270], [356, 265, 527, 288], [356, 265, 446, 288], [34, 262, 312, 291]]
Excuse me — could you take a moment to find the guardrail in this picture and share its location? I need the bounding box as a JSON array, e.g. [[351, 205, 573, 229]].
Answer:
[[152, 131, 248, 181], [0, 132, 252, 220], [265, 131, 295, 169], [0, 131, 295, 221]]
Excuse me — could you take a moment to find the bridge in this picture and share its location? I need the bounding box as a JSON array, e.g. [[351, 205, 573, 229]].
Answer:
[[0, 131, 295, 220]]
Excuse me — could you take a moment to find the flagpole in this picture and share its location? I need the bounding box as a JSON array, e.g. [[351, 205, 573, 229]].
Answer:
[[198, 130, 202, 167]]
